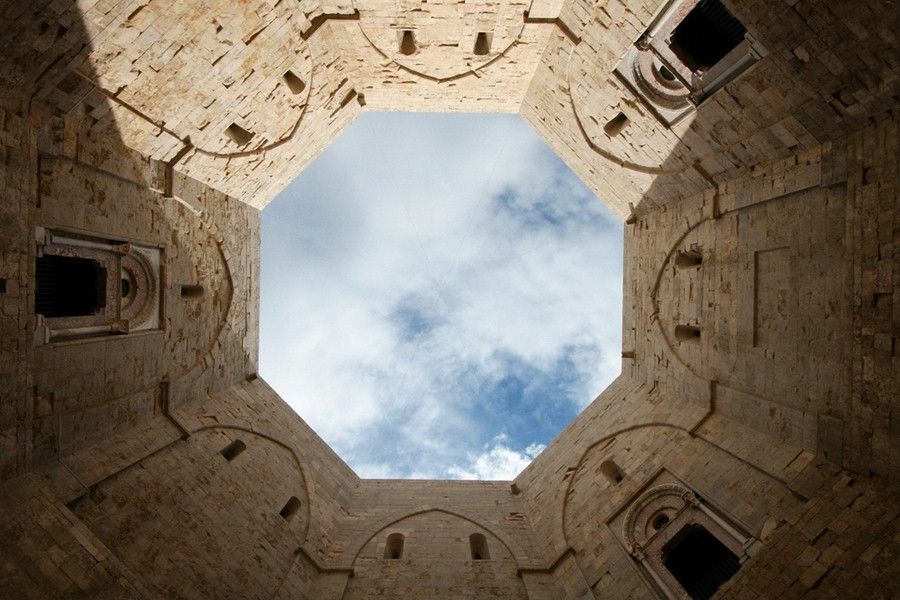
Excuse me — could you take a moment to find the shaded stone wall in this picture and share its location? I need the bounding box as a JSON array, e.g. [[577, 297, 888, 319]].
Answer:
[[0, 0, 896, 598]]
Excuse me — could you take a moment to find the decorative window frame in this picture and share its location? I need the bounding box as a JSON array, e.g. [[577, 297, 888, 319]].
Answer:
[[615, 0, 766, 126], [606, 468, 760, 599], [34, 227, 164, 344]]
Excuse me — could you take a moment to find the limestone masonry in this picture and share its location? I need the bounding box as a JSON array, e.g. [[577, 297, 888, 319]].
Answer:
[[0, 0, 897, 598]]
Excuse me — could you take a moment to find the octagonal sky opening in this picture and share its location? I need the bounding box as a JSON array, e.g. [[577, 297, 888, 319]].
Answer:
[[260, 113, 623, 480]]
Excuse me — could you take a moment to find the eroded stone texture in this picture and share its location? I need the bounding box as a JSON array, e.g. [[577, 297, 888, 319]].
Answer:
[[0, 0, 896, 598]]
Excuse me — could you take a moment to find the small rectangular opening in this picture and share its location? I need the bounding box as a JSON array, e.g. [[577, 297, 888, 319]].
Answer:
[[0, 278, 6, 293], [283, 70, 306, 95], [181, 284, 203, 298], [280, 496, 301, 521], [224, 122, 254, 146], [36, 255, 106, 318], [674, 324, 702, 343], [220, 439, 246, 461], [604, 112, 629, 136], [669, 0, 747, 72]]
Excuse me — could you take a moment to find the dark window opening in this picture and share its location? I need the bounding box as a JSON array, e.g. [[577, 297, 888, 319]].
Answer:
[[604, 112, 629, 136], [658, 63, 677, 82], [121, 278, 131, 297], [663, 524, 741, 600], [384, 533, 405, 559], [181, 284, 203, 298], [469, 533, 490, 560], [225, 122, 254, 146], [652, 513, 671, 530], [668, 0, 747, 72], [600, 459, 625, 484], [283, 70, 306, 95], [675, 249, 703, 268], [36, 255, 106, 318], [280, 496, 302, 520], [473, 32, 491, 55], [220, 439, 246, 461], [0, 278, 6, 293], [674, 324, 701, 343], [399, 30, 416, 55]]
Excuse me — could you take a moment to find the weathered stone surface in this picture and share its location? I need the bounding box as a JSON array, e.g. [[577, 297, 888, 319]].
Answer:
[[0, 0, 896, 598]]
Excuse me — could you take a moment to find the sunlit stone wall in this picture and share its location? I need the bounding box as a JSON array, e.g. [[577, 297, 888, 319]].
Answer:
[[0, 0, 896, 598]]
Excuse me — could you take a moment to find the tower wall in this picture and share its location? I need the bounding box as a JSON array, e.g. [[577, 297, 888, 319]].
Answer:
[[0, 0, 896, 598]]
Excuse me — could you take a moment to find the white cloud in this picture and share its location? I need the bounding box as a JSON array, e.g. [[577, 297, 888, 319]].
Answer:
[[447, 435, 546, 480], [259, 113, 622, 478]]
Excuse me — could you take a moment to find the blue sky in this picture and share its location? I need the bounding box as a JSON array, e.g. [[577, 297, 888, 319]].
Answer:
[[260, 113, 622, 479]]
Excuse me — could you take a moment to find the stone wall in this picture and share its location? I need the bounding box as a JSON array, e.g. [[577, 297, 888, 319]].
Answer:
[[0, 0, 896, 598]]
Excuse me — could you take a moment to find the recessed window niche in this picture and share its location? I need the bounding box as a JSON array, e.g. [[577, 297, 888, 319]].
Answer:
[[615, 0, 766, 124], [283, 70, 306, 95], [34, 228, 162, 344], [675, 249, 702, 269], [225, 122, 254, 146], [220, 439, 246, 461], [608, 469, 758, 600], [469, 533, 490, 560], [384, 533, 405, 559], [663, 524, 741, 599], [674, 325, 701, 343], [280, 496, 302, 521], [473, 32, 491, 56], [399, 30, 416, 55], [601, 459, 625, 484]]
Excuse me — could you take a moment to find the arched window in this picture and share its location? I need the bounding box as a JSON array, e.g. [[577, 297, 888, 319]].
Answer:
[[674, 324, 701, 343], [280, 496, 301, 521], [224, 122, 254, 146], [662, 524, 741, 600], [473, 32, 491, 55], [220, 439, 246, 461], [399, 30, 416, 55], [384, 533, 404, 559], [604, 112, 629, 136], [600, 459, 625, 484], [283, 70, 306, 95], [469, 533, 490, 560]]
